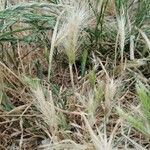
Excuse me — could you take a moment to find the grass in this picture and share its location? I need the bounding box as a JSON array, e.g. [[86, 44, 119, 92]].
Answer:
[[0, 0, 150, 149]]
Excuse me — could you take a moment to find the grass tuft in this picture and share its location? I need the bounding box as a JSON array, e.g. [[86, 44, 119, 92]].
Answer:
[[0, 0, 150, 149]]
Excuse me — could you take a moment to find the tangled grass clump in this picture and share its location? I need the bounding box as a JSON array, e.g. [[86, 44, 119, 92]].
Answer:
[[0, 0, 150, 149]]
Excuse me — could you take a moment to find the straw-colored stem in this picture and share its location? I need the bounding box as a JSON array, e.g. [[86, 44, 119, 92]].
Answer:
[[48, 42, 54, 81], [48, 13, 62, 81], [69, 63, 75, 91]]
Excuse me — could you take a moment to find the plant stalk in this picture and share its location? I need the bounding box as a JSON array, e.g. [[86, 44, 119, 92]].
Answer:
[[69, 63, 75, 91]]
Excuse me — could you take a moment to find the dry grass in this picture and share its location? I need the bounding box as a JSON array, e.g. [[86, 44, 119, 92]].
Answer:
[[0, 0, 150, 149]]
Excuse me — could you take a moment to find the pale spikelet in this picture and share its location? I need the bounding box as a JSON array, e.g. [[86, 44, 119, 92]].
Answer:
[[83, 115, 119, 150], [139, 29, 150, 51], [98, 58, 122, 111], [24, 77, 57, 132], [56, 0, 93, 64], [74, 91, 96, 126], [130, 35, 135, 60], [87, 90, 97, 126], [32, 86, 57, 129], [117, 14, 126, 63], [104, 78, 121, 112], [32, 86, 57, 132], [83, 115, 104, 150]]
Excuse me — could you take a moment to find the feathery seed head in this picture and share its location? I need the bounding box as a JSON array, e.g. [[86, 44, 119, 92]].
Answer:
[[56, 0, 93, 64], [117, 14, 126, 62]]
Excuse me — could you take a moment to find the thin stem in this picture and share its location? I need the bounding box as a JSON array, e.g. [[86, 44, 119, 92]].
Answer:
[[47, 11, 65, 81], [48, 13, 61, 81], [69, 63, 75, 91]]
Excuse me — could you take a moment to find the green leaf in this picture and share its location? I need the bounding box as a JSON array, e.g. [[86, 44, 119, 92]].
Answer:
[[136, 81, 150, 123], [117, 107, 149, 136], [0, 93, 15, 111], [81, 49, 88, 77]]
